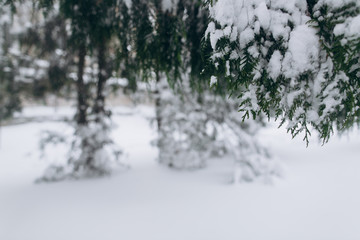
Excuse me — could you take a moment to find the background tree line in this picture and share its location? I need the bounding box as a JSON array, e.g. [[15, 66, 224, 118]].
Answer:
[[0, 0, 359, 182]]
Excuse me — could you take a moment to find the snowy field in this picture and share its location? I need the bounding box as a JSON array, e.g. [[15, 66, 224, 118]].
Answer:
[[1, 105, 360, 240]]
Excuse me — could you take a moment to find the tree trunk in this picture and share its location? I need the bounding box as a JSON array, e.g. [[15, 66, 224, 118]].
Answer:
[[94, 40, 107, 116], [76, 44, 87, 125], [154, 70, 162, 131]]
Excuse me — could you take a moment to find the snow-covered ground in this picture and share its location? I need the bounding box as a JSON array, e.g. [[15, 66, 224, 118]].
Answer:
[[1, 105, 360, 240]]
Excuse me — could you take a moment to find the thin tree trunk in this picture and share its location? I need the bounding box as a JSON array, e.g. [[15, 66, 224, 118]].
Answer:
[[94, 40, 107, 116], [76, 44, 87, 125], [154, 70, 162, 131]]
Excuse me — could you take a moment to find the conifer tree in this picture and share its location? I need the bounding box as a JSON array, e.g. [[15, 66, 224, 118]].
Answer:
[[0, 4, 21, 120], [128, 0, 279, 181], [204, 0, 360, 144], [30, 0, 126, 180], [0, 0, 72, 117], [0, 0, 132, 180]]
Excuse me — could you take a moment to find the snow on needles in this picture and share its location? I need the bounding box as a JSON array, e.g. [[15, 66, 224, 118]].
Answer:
[[206, 0, 360, 139], [283, 25, 319, 80]]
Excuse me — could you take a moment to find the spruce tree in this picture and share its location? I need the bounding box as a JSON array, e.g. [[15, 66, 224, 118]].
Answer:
[[0, 0, 131, 180], [0, 4, 21, 120], [204, 0, 360, 144], [128, 0, 279, 181], [0, 0, 72, 118], [29, 0, 126, 180]]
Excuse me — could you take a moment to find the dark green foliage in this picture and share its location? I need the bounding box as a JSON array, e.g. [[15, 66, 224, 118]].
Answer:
[[0, 8, 21, 119], [48, 65, 67, 92], [129, 0, 209, 89], [115, 1, 137, 91], [18, 12, 72, 96], [310, 2, 360, 142], [0, 59, 21, 119], [204, 1, 360, 144]]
